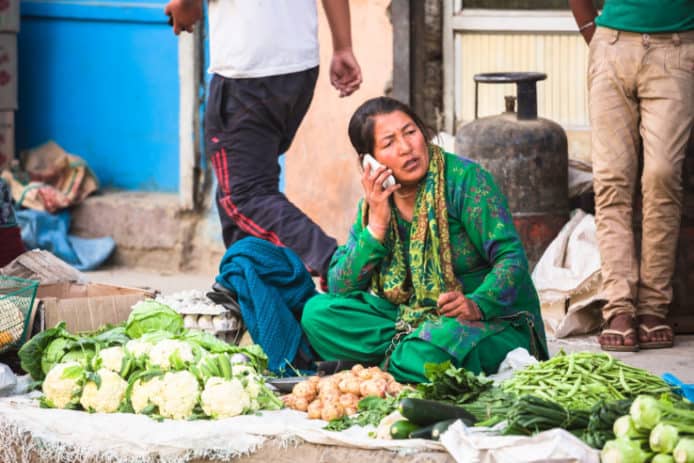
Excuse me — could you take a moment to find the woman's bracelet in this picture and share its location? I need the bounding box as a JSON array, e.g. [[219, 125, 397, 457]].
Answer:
[[579, 20, 595, 32]]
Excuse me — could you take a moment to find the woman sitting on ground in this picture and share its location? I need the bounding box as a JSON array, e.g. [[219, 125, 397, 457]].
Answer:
[[301, 97, 548, 383]]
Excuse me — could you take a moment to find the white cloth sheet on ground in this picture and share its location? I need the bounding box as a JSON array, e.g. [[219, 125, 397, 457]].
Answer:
[[0, 394, 441, 463], [0, 393, 599, 463], [439, 420, 599, 463]]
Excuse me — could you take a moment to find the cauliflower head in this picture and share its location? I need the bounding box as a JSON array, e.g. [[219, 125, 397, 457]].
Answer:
[[149, 340, 195, 371], [79, 368, 127, 413], [130, 376, 164, 414], [201, 377, 250, 419], [95, 346, 125, 373], [243, 375, 261, 399], [158, 371, 200, 420], [42, 361, 84, 409], [125, 339, 153, 360], [231, 364, 255, 377]]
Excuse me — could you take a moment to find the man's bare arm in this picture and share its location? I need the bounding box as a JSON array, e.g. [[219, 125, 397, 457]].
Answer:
[[569, 0, 598, 44], [321, 0, 362, 97], [164, 0, 202, 35]]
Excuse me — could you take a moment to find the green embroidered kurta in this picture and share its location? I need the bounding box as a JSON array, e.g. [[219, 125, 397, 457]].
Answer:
[[301, 151, 548, 383]]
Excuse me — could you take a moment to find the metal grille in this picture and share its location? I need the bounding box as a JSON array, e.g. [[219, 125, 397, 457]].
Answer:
[[0, 276, 38, 353]]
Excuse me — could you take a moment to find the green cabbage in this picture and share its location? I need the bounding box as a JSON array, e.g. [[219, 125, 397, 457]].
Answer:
[[18, 322, 78, 380], [125, 300, 183, 339]]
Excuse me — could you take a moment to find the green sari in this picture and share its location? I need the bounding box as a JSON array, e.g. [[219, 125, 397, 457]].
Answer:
[[301, 148, 548, 383]]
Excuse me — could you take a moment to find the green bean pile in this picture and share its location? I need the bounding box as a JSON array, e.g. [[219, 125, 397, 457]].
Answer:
[[501, 351, 671, 411]]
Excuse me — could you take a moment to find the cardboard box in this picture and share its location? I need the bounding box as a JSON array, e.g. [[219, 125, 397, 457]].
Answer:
[[0, 0, 19, 33], [38, 282, 156, 333], [0, 33, 16, 110], [0, 110, 13, 171]]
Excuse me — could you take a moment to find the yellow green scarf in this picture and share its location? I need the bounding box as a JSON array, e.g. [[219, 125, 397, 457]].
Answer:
[[364, 146, 462, 326]]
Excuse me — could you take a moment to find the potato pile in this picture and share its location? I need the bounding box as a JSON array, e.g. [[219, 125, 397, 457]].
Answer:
[[283, 364, 403, 421]]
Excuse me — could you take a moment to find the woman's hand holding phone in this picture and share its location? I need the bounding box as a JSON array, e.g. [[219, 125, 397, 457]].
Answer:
[[361, 154, 400, 242]]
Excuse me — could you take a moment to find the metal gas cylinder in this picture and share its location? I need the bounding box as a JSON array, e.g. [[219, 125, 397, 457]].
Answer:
[[454, 72, 568, 267]]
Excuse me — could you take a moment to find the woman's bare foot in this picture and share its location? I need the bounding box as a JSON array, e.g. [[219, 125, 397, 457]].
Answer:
[[598, 312, 639, 351]]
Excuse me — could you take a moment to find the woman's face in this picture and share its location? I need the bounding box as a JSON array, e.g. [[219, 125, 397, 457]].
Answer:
[[371, 110, 429, 187]]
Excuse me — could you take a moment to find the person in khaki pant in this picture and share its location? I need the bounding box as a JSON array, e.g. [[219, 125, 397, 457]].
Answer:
[[570, 0, 694, 351]]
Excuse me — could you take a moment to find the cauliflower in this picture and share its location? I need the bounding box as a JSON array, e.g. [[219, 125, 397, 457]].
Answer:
[[79, 369, 127, 413], [158, 371, 200, 419], [245, 377, 261, 399], [149, 340, 195, 371], [95, 346, 125, 373], [231, 364, 255, 377], [130, 376, 164, 414], [201, 377, 250, 419], [42, 361, 84, 409], [125, 339, 153, 360]]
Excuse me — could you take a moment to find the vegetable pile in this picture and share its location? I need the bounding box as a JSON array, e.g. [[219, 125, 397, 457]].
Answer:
[[601, 395, 694, 463], [18, 300, 282, 420], [283, 364, 404, 421], [306, 353, 684, 451], [501, 351, 671, 411]]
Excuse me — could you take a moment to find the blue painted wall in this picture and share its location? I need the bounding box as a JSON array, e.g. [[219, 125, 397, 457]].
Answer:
[[17, 0, 180, 192]]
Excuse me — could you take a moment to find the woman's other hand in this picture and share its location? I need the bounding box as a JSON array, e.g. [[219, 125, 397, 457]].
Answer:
[[437, 291, 482, 321], [362, 163, 400, 241]]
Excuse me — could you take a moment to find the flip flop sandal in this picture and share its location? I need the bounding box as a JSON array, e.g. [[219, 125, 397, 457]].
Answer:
[[638, 324, 674, 349], [599, 328, 640, 352]]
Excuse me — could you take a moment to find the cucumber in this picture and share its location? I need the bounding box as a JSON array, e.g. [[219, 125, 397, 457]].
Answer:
[[399, 398, 476, 427], [431, 419, 459, 440], [408, 423, 436, 440], [390, 420, 420, 439]]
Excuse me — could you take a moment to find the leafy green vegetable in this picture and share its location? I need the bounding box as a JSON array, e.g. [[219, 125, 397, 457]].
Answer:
[[325, 395, 403, 432], [125, 300, 183, 339], [417, 361, 492, 404], [41, 337, 78, 375], [181, 330, 268, 373], [18, 322, 78, 380], [91, 325, 130, 346], [582, 399, 633, 449], [60, 345, 96, 367]]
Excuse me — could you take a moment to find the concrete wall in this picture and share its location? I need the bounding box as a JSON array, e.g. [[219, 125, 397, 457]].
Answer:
[[284, 0, 393, 245]]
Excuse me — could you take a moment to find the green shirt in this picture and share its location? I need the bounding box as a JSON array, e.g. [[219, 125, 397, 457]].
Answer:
[[596, 0, 694, 33]]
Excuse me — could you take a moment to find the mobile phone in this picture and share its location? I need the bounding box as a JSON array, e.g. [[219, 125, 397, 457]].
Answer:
[[362, 154, 397, 189]]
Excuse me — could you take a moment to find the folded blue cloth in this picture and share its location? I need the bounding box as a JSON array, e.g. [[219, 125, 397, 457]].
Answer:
[[16, 209, 115, 271], [216, 237, 317, 374]]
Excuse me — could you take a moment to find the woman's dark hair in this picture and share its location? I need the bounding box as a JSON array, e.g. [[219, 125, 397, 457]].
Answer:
[[347, 97, 433, 157]]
